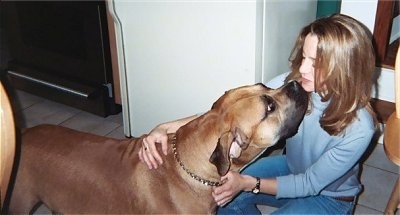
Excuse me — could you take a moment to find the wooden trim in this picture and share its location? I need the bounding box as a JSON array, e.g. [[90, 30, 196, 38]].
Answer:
[[1, 83, 16, 207], [371, 98, 396, 123], [106, 0, 121, 105], [373, 0, 399, 69], [372, 0, 398, 124]]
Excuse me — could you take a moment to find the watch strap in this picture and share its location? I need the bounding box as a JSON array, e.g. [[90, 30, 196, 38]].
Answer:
[[252, 177, 260, 194]]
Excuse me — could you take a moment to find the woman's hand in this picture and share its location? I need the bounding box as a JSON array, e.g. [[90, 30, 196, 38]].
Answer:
[[212, 171, 255, 206], [139, 125, 169, 169], [138, 114, 199, 169]]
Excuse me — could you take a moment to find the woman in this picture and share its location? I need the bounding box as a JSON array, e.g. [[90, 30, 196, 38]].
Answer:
[[139, 13, 377, 214]]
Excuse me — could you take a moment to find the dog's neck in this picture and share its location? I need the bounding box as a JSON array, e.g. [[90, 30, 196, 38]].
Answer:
[[171, 135, 222, 187], [171, 112, 225, 187], [170, 111, 272, 188]]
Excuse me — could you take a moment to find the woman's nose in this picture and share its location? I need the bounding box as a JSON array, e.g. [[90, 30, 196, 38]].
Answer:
[[299, 59, 313, 74]]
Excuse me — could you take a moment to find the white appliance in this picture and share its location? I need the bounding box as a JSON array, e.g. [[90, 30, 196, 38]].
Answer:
[[108, 0, 317, 137]]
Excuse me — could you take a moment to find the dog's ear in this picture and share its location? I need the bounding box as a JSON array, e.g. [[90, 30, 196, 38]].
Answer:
[[209, 131, 232, 176], [209, 128, 249, 176]]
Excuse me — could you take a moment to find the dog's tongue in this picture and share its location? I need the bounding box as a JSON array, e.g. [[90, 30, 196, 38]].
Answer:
[[229, 141, 242, 158]]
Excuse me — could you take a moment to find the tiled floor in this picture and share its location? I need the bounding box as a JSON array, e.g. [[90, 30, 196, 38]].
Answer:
[[4, 89, 400, 214]]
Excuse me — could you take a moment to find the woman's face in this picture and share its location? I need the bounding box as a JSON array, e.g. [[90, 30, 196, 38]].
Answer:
[[299, 33, 318, 92]]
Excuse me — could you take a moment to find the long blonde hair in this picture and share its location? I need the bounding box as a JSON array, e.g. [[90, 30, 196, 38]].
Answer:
[[285, 13, 377, 136]]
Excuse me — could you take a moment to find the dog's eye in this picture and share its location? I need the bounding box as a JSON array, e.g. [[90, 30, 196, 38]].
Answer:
[[262, 95, 276, 113]]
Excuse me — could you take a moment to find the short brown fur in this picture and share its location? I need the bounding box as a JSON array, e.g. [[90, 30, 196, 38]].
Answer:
[[7, 82, 308, 214]]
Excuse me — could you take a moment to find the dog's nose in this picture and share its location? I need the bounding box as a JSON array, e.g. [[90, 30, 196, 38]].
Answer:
[[283, 81, 308, 104]]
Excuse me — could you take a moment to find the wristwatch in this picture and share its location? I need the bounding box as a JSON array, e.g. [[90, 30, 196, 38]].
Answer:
[[251, 177, 260, 194]]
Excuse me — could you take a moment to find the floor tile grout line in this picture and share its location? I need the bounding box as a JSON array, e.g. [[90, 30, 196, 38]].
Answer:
[[363, 163, 400, 175], [105, 126, 125, 139], [355, 203, 384, 213], [57, 111, 82, 126]]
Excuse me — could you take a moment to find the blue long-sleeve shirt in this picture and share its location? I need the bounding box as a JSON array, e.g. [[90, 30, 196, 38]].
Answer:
[[267, 73, 375, 198]]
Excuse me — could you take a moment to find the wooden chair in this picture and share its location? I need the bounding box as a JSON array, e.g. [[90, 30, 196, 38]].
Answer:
[[0, 82, 16, 208], [383, 45, 400, 215]]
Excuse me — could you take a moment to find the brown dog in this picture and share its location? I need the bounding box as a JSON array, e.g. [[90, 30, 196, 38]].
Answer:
[[7, 81, 308, 214]]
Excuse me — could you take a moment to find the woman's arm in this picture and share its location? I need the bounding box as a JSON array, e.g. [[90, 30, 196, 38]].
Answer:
[[139, 114, 199, 169], [158, 115, 198, 134]]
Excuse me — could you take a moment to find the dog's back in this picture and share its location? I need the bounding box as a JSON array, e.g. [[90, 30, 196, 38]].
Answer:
[[8, 125, 142, 213], [8, 125, 215, 214]]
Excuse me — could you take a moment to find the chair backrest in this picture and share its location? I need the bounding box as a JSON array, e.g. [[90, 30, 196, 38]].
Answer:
[[383, 45, 400, 166], [0, 82, 16, 207], [395, 44, 400, 119]]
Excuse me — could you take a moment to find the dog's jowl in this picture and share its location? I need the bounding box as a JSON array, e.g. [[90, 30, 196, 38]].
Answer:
[[7, 81, 308, 214]]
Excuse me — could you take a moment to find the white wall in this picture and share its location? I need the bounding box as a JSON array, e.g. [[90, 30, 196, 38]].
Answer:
[[262, 0, 317, 83]]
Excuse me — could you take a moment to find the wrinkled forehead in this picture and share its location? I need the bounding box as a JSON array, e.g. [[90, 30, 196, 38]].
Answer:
[[212, 83, 270, 111]]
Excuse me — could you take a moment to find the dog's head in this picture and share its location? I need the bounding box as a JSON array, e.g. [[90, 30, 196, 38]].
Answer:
[[207, 81, 308, 175]]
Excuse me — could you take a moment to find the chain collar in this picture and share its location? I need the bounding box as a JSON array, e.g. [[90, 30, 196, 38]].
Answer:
[[171, 136, 222, 187]]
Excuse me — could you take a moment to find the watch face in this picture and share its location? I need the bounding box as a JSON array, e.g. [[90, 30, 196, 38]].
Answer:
[[252, 188, 260, 194]]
